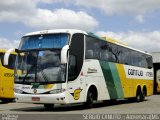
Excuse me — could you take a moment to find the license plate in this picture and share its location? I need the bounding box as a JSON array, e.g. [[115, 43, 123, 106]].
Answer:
[[32, 97, 40, 101]]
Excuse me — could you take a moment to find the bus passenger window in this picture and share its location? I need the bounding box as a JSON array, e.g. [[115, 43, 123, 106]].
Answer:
[[121, 48, 132, 65], [146, 56, 153, 68], [110, 44, 120, 63], [86, 50, 93, 58], [139, 54, 148, 68], [100, 50, 109, 61], [85, 36, 100, 59]]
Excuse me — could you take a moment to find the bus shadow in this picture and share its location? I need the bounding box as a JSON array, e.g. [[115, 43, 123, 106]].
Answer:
[[10, 99, 149, 112], [93, 99, 148, 109], [0, 101, 15, 104], [153, 93, 160, 95], [10, 104, 85, 112]]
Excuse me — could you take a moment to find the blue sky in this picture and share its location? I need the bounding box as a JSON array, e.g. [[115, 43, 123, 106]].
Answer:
[[0, 0, 160, 52]]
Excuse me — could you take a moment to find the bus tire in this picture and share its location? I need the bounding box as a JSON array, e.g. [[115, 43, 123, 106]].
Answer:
[[83, 90, 94, 109], [136, 88, 143, 102], [142, 87, 147, 101], [44, 104, 54, 111]]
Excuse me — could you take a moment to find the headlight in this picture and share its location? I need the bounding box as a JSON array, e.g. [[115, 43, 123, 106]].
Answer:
[[14, 89, 23, 94], [49, 89, 65, 94]]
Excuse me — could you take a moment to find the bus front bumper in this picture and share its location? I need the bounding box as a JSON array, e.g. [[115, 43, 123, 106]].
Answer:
[[14, 92, 68, 104]]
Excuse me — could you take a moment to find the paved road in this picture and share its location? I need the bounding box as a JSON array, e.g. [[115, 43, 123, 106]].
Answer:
[[0, 95, 160, 120]]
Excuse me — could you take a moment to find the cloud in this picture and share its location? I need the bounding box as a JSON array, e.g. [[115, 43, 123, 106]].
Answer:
[[73, 0, 160, 23], [29, 0, 160, 23], [0, 37, 20, 49], [36, 0, 69, 4], [135, 15, 144, 23], [36, 0, 160, 15], [36, 0, 56, 4], [0, 0, 98, 31], [0, 0, 36, 14], [74, 0, 160, 15], [25, 8, 98, 30], [0, 0, 37, 22], [96, 31, 160, 52]]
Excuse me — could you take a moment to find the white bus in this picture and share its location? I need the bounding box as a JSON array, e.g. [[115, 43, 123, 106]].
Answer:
[[4, 29, 153, 110]]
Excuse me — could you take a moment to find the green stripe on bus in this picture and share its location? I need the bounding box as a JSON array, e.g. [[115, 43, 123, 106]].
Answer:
[[108, 63, 124, 99], [99, 61, 118, 99]]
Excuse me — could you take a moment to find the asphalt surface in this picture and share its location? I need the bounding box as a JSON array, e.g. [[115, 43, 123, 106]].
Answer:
[[0, 95, 160, 120]]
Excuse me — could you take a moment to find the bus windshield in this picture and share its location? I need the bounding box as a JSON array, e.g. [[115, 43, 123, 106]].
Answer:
[[19, 33, 69, 50], [15, 33, 69, 84], [15, 49, 66, 84]]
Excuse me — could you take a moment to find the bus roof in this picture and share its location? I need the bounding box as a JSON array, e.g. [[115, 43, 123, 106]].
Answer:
[[0, 49, 7, 53], [24, 29, 87, 36], [102, 36, 128, 46]]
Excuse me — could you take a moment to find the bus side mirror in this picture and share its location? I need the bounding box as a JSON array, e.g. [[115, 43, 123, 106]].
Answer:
[[3, 48, 18, 65], [61, 45, 69, 64]]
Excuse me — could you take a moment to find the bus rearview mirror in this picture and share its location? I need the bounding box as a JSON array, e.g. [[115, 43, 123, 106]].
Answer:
[[4, 48, 17, 65], [61, 45, 69, 64]]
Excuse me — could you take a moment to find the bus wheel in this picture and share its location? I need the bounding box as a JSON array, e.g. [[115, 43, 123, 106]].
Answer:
[[136, 88, 142, 102], [44, 104, 54, 111], [83, 90, 94, 109], [142, 88, 147, 101]]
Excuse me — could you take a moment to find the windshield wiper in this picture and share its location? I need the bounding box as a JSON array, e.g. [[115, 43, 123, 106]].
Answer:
[[40, 69, 49, 83]]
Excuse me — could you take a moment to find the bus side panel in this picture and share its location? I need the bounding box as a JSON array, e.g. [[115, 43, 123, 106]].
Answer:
[[108, 63, 124, 99], [133, 79, 153, 97], [83, 60, 110, 101], [116, 64, 134, 98], [116, 64, 153, 98], [99, 61, 124, 100], [157, 83, 160, 93], [0, 64, 2, 97], [0, 67, 14, 99], [130, 67, 153, 97], [146, 80, 153, 96]]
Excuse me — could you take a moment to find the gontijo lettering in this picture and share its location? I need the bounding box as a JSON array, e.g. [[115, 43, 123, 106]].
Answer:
[[128, 69, 143, 76]]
